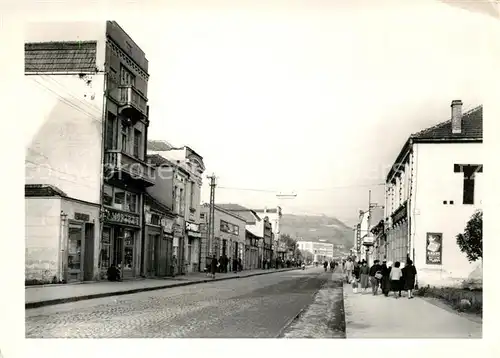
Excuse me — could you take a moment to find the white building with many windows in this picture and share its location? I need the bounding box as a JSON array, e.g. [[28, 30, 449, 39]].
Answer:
[[384, 100, 482, 286]]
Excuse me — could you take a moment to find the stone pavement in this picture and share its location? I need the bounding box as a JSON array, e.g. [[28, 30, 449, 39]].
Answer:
[[26, 267, 299, 309], [26, 268, 325, 338], [281, 270, 345, 338], [343, 283, 482, 338]]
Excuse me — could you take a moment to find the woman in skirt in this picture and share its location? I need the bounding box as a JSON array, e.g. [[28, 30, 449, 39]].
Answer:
[[389, 261, 403, 298]]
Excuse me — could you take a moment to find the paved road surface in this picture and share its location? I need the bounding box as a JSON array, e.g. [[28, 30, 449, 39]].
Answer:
[[26, 267, 345, 338]]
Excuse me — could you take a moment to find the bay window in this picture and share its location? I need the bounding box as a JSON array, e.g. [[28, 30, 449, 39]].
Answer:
[[104, 184, 139, 213]]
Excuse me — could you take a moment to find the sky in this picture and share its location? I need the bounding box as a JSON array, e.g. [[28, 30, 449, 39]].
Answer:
[[16, 0, 499, 225]]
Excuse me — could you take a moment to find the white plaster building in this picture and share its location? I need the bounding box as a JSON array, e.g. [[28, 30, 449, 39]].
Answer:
[[384, 100, 483, 286], [296, 240, 334, 262], [25, 21, 154, 284]]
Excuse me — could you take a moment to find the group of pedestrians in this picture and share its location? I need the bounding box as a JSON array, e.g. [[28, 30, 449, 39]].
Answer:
[[344, 257, 418, 299]]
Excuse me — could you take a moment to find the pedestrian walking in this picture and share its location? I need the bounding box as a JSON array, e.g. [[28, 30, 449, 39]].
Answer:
[[345, 258, 354, 283], [323, 261, 328, 272], [380, 260, 391, 297], [369, 259, 383, 295], [402, 259, 417, 299], [389, 261, 403, 298], [359, 261, 370, 292], [210, 255, 218, 279], [353, 260, 361, 285]]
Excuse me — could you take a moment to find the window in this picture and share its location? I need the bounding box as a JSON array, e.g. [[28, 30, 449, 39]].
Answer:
[[190, 181, 195, 208], [120, 65, 136, 87], [151, 213, 160, 226], [179, 188, 185, 214], [174, 186, 180, 213], [454, 164, 482, 205], [126, 192, 137, 213], [103, 185, 113, 206], [200, 213, 205, 220], [106, 186, 138, 213], [121, 122, 129, 153], [113, 189, 126, 210], [105, 113, 115, 150], [133, 129, 141, 158]]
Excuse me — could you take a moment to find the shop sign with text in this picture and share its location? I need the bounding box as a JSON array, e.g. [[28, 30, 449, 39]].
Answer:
[[103, 208, 140, 227]]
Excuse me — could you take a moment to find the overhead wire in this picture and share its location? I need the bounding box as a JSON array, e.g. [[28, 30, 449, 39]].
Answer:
[[216, 183, 385, 193], [28, 76, 102, 123], [41, 75, 102, 115]]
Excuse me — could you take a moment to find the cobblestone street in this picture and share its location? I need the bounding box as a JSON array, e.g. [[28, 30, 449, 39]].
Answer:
[[26, 268, 344, 338]]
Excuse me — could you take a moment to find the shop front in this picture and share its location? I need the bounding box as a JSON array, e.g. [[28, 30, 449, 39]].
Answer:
[[100, 207, 142, 280], [162, 217, 175, 276], [185, 221, 201, 273], [25, 185, 100, 284], [61, 201, 100, 283]]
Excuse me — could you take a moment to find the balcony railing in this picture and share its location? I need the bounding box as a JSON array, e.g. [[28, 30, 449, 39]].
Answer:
[[118, 86, 148, 118], [104, 150, 155, 186]]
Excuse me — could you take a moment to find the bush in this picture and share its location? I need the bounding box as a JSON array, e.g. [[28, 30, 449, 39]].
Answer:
[[415, 286, 482, 314]]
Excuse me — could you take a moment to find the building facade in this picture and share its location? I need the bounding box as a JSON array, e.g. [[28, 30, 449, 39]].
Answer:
[[24, 21, 152, 283], [143, 193, 176, 277], [148, 141, 205, 273], [384, 100, 483, 286], [199, 204, 246, 270], [296, 240, 334, 263]]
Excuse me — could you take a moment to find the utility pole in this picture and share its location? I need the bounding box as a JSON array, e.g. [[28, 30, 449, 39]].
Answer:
[[366, 190, 372, 264], [206, 174, 217, 257]]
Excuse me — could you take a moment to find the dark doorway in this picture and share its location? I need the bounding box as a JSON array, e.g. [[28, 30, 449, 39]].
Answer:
[[83, 223, 95, 281]]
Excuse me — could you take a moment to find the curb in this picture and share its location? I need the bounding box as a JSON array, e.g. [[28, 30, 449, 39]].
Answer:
[[25, 268, 300, 309]]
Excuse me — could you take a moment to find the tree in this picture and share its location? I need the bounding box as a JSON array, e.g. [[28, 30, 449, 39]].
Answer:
[[456, 210, 482, 262]]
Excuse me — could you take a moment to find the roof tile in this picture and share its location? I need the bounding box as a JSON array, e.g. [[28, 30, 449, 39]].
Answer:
[[25, 41, 97, 73], [411, 106, 482, 141]]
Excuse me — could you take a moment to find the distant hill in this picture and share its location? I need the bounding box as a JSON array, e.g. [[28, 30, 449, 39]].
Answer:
[[280, 214, 354, 249]]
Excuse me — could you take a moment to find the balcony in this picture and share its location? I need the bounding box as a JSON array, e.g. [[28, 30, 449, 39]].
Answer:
[[104, 150, 155, 187], [117, 86, 148, 120]]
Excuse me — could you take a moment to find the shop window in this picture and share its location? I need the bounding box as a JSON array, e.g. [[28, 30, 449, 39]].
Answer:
[[103, 184, 113, 206], [100, 227, 111, 270], [123, 230, 134, 271], [68, 225, 82, 272]]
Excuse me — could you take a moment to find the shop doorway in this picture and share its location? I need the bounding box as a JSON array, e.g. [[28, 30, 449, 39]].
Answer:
[[67, 222, 84, 282], [147, 233, 160, 276], [83, 223, 95, 281]]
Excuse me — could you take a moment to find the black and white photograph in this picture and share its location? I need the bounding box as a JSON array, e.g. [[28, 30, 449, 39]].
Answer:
[[3, 0, 498, 352]]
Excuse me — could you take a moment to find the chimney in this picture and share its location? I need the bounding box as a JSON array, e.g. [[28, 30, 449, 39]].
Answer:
[[451, 100, 463, 134]]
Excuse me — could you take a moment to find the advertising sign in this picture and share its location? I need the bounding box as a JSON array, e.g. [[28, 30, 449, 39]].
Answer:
[[426, 232, 442, 265]]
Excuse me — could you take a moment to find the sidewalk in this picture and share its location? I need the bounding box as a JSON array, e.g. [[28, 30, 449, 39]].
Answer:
[[25, 267, 299, 309], [343, 283, 482, 338]]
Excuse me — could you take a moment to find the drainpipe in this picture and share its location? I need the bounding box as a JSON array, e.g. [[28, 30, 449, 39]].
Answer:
[[97, 64, 109, 281], [407, 139, 414, 264], [59, 211, 68, 282]]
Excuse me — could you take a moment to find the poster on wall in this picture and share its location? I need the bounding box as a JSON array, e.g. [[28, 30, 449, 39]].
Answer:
[[426, 232, 442, 265]]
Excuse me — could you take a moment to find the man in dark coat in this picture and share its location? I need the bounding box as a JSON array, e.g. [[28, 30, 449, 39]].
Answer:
[[369, 260, 382, 295], [380, 260, 391, 296], [210, 255, 218, 279]]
